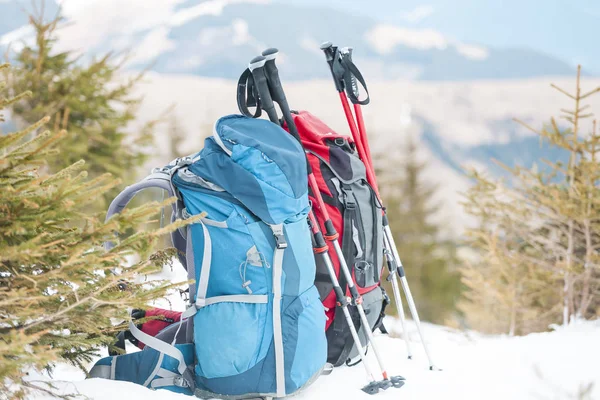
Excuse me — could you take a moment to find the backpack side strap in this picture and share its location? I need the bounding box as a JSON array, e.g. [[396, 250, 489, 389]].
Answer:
[[270, 223, 286, 398], [127, 319, 188, 375], [125, 306, 198, 391]]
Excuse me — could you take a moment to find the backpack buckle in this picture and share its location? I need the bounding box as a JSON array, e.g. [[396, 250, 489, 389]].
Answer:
[[275, 234, 287, 249], [334, 137, 346, 146], [169, 156, 193, 167], [173, 376, 189, 388], [151, 166, 170, 174], [177, 156, 193, 166], [271, 225, 288, 249], [341, 186, 356, 209]]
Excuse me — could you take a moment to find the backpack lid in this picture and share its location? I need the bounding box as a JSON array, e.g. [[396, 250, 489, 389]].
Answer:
[[188, 115, 309, 225]]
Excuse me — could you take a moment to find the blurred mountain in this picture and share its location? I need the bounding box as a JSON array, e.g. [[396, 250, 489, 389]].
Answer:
[[128, 73, 600, 233], [2, 1, 597, 235], [0, 0, 576, 81], [280, 0, 600, 74]]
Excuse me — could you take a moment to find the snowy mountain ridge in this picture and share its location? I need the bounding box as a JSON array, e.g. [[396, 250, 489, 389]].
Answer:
[[0, 0, 577, 81]]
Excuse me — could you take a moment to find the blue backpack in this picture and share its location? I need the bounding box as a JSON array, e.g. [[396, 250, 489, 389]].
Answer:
[[90, 115, 327, 398]]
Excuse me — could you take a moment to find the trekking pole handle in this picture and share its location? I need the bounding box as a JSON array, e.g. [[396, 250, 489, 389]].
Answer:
[[262, 47, 278, 61], [260, 48, 301, 139], [248, 56, 279, 124], [320, 41, 335, 63], [320, 41, 345, 93], [248, 55, 267, 72], [260, 48, 313, 175]]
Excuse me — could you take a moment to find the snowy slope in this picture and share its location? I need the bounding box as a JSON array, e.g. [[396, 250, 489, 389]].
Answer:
[[31, 263, 600, 400]]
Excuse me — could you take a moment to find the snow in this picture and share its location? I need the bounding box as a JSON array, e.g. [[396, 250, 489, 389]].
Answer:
[[33, 260, 600, 400]]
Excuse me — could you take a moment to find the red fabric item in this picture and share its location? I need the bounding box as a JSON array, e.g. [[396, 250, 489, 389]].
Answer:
[[137, 308, 182, 349], [290, 111, 380, 331]]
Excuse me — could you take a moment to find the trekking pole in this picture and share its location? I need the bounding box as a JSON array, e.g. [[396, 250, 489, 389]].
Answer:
[[244, 55, 391, 394], [260, 49, 405, 389], [338, 45, 414, 362], [321, 41, 438, 370], [319, 42, 380, 199], [320, 41, 413, 360], [339, 47, 375, 174]]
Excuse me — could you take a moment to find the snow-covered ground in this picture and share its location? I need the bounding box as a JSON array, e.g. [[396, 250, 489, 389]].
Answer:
[[33, 264, 599, 400], [36, 318, 599, 400]]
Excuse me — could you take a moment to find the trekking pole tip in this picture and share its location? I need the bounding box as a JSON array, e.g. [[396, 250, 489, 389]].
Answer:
[[361, 382, 380, 395], [248, 55, 266, 71], [262, 48, 279, 60]]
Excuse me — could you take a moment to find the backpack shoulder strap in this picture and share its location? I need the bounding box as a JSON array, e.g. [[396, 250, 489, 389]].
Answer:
[[106, 172, 174, 221], [104, 171, 188, 269]]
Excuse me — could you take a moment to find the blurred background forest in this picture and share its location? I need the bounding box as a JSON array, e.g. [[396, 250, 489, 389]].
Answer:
[[1, 0, 599, 339]]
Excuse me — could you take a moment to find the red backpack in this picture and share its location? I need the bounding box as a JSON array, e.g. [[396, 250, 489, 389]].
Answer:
[[292, 111, 388, 366]]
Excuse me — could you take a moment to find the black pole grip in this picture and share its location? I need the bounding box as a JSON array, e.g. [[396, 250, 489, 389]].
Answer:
[[324, 220, 336, 238], [313, 230, 327, 250], [382, 213, 389, 227], [385, 252, 398, 275], [333, 286, 348, 307], [349, 285, 360, 301], [320, 41, 345, 93], [248, 56, 279, 124], [261, 49, 301, 140], [396, 265, 406, 278], [260, 48, 313, 176]]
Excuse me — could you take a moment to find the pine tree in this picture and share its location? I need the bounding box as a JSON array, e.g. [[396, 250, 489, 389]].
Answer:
[[460, 67, 600, 334], [377, 138, 462, 325], [4, 13, 154, 208], [459, 173, 556, 334], [0, 63, 202, 399]]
